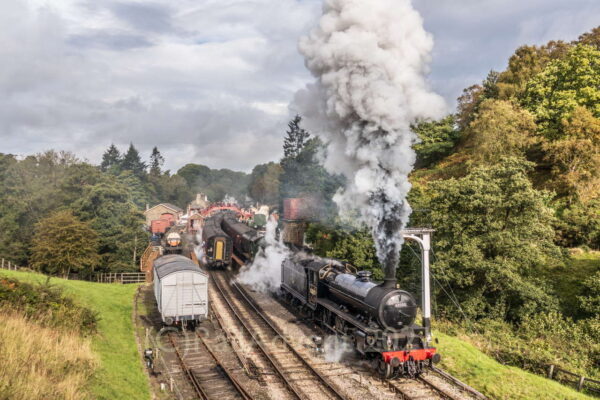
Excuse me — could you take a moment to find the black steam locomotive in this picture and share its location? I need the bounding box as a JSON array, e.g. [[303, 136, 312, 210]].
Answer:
[[201, 213, 232, 269], [221, 215, 264, 262], [281, 254, 439, 378]]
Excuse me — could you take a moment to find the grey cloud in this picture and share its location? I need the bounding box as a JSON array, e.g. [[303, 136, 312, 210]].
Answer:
[[108, 2, 173, 33], [68, 32, 153, 50], [1, 0, 599, 172]]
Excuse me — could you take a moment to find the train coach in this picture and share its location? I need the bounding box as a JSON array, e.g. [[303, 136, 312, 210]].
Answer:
[[221, 214, 264, 262], [153, 254, 208, 327], [201, 213, 232, 268]]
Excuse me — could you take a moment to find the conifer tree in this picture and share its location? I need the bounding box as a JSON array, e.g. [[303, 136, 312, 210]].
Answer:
[[283, 115, 310, 159], [100, 144, 122, 172], [121, 143, 147, 179], [149, 146, 165, 176]]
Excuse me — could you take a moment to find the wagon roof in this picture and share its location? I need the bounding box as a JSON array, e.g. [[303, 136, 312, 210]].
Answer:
[[153, 255, 204, 279]]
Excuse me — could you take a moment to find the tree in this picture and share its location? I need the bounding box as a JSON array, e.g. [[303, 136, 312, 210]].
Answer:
[[542, 106, 600, 201], [579, 271, 600, 317], [121, 143, 147, 179], [577, 26, 600, 50], [30, 210, 99, 277], [465, 99, 538, 165], [149, 146, 165, 176], [523, 44, 600, 139], [412, 115, 460, 168], [100, 144, 122, 172], [72, 176, 146, 272], [283, 115, 310, 159], [248, 162, 283, 205], [496, 41, 571, 100], [424, 158, 563, 322]]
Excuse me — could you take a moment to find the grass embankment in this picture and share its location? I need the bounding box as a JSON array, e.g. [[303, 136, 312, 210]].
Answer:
[[0, 269, 150, 400], [0, 312, 97, 400], [436, 330, 594, 400]]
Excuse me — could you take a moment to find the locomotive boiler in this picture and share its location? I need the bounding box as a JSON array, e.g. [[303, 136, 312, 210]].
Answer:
[[281, 255, 439, 378]]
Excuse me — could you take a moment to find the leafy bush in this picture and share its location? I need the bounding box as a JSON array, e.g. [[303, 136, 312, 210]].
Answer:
[[0, 277, 97, 335]]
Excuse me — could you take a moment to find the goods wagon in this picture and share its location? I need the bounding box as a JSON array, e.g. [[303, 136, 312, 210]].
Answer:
[[153, 254, 208, 327]]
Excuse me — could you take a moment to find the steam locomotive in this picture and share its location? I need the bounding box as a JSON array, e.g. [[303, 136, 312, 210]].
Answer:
[[281, 254, 439, 378], [201, 213, 232, 268]]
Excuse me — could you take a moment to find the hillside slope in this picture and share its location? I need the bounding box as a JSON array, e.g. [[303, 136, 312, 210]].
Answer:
[[0, 270, 150, 400]]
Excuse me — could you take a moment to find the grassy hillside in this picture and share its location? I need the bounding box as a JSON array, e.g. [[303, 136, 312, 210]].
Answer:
[[436, 330, 594, 400], [0, 311, 97, 400], [0, 269, 149, 400]]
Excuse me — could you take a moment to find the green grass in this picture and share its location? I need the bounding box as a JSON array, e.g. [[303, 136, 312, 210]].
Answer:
[[0, 269, 150, 400], [436, 330, 595, 400]]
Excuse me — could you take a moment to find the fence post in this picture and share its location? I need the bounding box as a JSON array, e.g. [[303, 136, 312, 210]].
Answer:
[[548, 365, 555, 379], [578, 376, 585, 391], [1, 258, 4, 269]]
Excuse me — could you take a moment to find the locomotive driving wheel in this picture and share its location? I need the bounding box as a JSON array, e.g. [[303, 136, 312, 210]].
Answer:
[[377, 357, 393, 379]]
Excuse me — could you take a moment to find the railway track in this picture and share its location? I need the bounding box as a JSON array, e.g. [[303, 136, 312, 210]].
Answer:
[[168, 330, 253, 400], [210, 269, 349, 400]]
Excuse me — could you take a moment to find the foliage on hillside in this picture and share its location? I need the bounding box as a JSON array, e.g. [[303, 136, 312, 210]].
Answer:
[[0, 275, 97, 335]]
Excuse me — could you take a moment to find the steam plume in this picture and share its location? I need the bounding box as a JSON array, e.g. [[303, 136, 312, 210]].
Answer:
[[295, 0, 446, 281], [237, 218, 289, 292]]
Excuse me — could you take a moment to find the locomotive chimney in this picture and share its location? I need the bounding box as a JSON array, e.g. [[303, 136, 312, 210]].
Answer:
[[382, 259, 397, 288]]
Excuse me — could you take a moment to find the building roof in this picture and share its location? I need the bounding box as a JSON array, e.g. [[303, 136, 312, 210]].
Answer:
[[145, 203, 183, 215]]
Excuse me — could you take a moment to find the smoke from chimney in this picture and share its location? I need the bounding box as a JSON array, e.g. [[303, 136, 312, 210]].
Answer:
[[294, 0, 446, 285]]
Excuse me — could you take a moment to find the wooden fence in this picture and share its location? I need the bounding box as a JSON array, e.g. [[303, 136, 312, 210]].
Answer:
[[0, 258, 21, 271], [548, 365, 600, 395], [1, 258, 145, 284], [95, 272, 146, 284]]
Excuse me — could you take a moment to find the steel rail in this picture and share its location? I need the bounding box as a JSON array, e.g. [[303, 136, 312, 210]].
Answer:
[[429, 366, 489, 400], [210, 271, 305, 400], [168, 333, 210, 400], [212, 270, 348, 400], [195, 330, 253, 400], [226, 271, 350, 400]]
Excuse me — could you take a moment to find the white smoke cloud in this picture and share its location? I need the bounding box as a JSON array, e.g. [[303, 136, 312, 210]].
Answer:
[[236, 217, 289, 292], [222, 194, 238, 204], [322, 335, 353, 363], [295, 0, 446, 279]]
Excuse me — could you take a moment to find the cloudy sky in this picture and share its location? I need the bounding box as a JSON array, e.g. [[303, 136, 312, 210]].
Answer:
[[1, 0, 598, 172]]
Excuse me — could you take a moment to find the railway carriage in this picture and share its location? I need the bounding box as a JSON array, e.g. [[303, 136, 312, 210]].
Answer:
[[201, 213, 232, 268], [153, 254, 208, 327], [221, 215, 264, 262]]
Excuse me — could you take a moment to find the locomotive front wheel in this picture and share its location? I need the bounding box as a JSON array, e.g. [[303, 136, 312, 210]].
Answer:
[[378, 359, 393, 379]]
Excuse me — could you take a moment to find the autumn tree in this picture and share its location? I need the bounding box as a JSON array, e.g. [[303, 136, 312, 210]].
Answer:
[[466, 99, 538, 165], [543, 106, 600, 201], [523, 44, 600, 139], [30, 210, 99, 277]]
